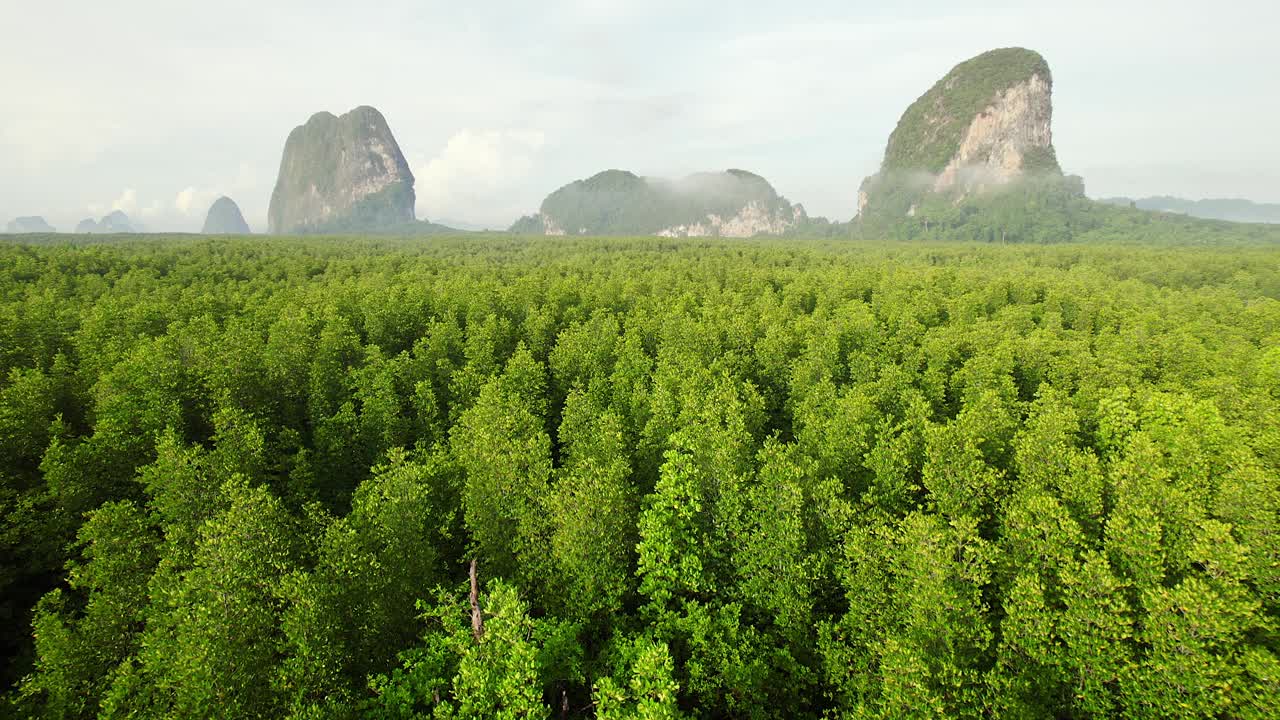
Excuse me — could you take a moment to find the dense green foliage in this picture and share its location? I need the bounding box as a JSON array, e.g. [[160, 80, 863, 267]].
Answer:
[[510, 169, 803, 236], [2, 234, 1279, 718], [882, 47, 1056, 175]]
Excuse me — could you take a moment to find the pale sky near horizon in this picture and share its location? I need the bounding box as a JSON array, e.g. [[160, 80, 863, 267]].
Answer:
[[2, 0, 1278, 232]]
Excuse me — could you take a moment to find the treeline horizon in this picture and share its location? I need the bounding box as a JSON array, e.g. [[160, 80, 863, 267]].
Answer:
[[10, 166, 1280, 243]]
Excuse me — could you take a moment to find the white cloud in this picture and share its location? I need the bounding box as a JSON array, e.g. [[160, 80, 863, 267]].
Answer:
[[78, 185, 228, 230], [232, 162, 262, 193], [139, 200, 164, 219], [175, 187, 199, 215], [87, 188, 138, 216], [111, 188, 138, 213], [413, 129, 547, 226], [174, 186, 221, 216]]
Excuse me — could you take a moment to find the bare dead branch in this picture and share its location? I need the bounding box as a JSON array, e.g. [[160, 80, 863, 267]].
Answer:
[[469, 558, 484, 641]]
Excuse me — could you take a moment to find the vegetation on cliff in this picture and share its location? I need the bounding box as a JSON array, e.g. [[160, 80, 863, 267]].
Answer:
[[850, 47, 1280, 245], [882, 47, 1056, 175]]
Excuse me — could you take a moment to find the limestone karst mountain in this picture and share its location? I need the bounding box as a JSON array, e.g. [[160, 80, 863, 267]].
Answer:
[[75, 210, 137, 234], [510, 169, 808, 237], [858, 47, 1064, 221], [202, 196, 252, 234], [5, 216, 55, 233], [267, 105, 416, 234], [100, 210, 135, 232]]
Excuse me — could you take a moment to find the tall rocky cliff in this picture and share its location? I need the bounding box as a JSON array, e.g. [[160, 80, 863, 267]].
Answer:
[[202, 196, 251, 234], [267, 105, 415, 234], [858, 48, 1062, 220], [511, 169, 806, 237]]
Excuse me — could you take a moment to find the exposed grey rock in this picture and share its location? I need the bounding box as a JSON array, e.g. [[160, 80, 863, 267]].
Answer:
[[267, 105, 416, 234]]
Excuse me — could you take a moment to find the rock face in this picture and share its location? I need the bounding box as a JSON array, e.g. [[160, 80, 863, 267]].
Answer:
[[858, 48, 1060, 219], [931, 72, 1053, 194], [656, 201, 806, 238], [75, 210, 136, 234], [267, 105, 415, 234], [5, 216, 55, 233], [202, 196, 251, 234], [511, 169, 806, 237]]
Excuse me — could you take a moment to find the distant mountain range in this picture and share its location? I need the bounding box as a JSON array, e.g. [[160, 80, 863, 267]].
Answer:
[[1097, 196, 1280, 225], [76, 210, 140, 234], [435, 218, 503, 232], [5, 216, 55, 233]]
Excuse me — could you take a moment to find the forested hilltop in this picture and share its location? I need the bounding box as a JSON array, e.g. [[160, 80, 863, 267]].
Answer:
[[2, 235, 1279, 718], [509, 169, 815, 238]]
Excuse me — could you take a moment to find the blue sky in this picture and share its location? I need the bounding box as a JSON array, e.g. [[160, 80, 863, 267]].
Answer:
[[2, 0, 1278, 231]]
